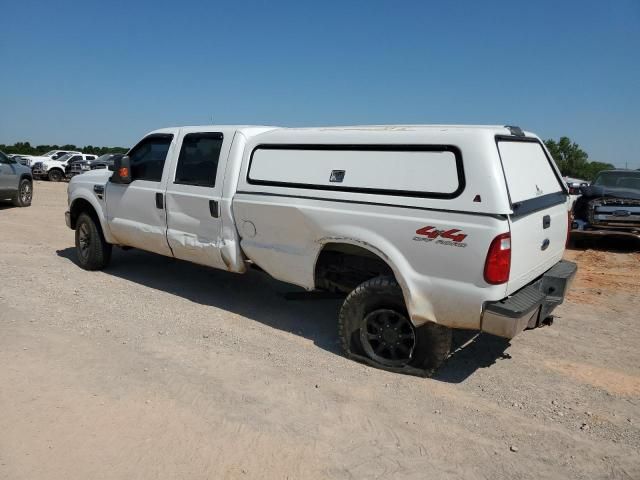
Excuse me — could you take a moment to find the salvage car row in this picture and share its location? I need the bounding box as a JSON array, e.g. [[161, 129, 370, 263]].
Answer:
[[20, 151, 124, 182]]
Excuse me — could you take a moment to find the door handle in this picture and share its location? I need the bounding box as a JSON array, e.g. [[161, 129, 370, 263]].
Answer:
[[209, 200, 219, 218], [155, 192, 164, 209]]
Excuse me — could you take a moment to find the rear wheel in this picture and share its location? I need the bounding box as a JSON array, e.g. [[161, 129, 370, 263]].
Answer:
[[12, 178, 33, 207], [338, 276, 451, 376], [75, 213, 112, 270], [48, 169, 64, 182]]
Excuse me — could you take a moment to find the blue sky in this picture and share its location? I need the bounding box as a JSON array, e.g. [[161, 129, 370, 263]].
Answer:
[[1, 0, 638, 167]]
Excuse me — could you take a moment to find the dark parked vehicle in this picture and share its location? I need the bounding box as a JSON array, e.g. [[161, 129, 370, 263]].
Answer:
[[572, 169, 640, 240], [66, 153, 124, 178], [0, 151, 33, 207]]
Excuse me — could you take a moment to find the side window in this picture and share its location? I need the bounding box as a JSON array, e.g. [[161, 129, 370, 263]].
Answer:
[[70, 155, 83, 162], [129, 135, 173, 182], [0, 151, 9, 163], [174, 133, 223, 187]]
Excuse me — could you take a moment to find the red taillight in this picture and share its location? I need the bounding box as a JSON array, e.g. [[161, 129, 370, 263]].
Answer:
[[484, 232, 511, 285]]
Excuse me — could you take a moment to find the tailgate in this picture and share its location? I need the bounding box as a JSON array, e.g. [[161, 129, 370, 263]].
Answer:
[[508, 201, 568, 293], [497, 137, 569, 294]]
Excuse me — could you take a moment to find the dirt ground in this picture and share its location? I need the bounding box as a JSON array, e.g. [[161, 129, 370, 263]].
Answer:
[[1, 181, 639, 480]]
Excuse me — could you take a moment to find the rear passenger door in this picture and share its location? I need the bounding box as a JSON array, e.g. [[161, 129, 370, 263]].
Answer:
[[164, 131, 228, 269], [106, 134, 175, 256]]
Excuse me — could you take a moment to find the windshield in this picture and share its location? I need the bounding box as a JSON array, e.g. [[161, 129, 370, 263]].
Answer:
[[94, 154, 113, 162], [593, 171, 640, 191], [42, 150, 58, 157], [56, 154, 73, 162]]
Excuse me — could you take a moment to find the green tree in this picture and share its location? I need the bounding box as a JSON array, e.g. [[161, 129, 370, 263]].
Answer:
[[544, 137, 589, 177], [580, 161, 616, 181]]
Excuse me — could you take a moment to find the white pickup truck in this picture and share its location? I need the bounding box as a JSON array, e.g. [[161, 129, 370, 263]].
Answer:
[[32, 153, 98, 181], [65, 125, 577, 376]]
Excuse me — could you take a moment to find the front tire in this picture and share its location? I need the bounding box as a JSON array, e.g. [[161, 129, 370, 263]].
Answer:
[[338, 276, 451, 376], [13, 178, 33, 207], [48, 169, 64, 182], [75, 213, 112, 270]]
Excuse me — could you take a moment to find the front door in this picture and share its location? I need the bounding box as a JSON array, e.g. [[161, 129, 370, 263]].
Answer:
[[105, 134, 175, 256], [164, 131, 228, 269], [0, 152, 18, 194]]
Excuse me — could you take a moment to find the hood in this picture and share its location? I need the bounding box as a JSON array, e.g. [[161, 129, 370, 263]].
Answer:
[[580, 185, 640, 201], [13, 162, 32, 175], [69, 168, 113, 184]]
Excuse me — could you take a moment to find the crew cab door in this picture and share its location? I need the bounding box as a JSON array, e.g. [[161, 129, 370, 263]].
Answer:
[[164, 131, 229, 269], [105, 133, 175, 256], [497, 137, 570, 294]]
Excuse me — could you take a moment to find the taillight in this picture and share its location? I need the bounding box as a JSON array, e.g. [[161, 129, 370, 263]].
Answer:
[[484, 232, 511, 285]]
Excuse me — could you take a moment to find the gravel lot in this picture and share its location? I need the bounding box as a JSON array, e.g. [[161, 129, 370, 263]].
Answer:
[[1, 181, 639, 479]]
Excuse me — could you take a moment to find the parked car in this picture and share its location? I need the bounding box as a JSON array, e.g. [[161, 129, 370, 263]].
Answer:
[[21, 150, 82, 168], [0, 150, 33, 207], [32, 153, 97, 182], [571, 169, 640, 240], [66, 153, 124, 178], [65, 124, 576, 376]]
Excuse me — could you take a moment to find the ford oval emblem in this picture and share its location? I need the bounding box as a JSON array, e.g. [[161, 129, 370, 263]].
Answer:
[[613, 210, 631, 217]]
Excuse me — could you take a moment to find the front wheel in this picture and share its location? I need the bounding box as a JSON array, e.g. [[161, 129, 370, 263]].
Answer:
[[13, 178, 33, 207], [48, 169, 64, 182], [338, 276, 451, 376], [75, 213, 112, 270]]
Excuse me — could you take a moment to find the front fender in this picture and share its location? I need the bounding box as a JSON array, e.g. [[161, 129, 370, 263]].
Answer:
[[69, 190, 114, 244]]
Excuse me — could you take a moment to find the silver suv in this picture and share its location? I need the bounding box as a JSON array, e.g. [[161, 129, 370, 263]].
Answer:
[[0, 151, 33, 207]]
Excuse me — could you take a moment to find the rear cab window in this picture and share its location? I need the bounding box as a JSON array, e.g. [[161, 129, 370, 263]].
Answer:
[[496, 137, 567, 215]]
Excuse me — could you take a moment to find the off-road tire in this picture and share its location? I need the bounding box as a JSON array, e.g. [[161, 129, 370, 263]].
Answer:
[[48, 169, 64, 182], [75, 213, 112, 270], [338, 276, 452, 376], [12, 178, 33, 207]]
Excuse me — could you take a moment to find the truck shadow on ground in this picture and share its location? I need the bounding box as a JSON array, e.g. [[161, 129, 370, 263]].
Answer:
[[57, 246, 512, 383]]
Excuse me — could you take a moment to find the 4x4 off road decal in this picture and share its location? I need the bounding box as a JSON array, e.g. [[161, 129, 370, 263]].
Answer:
[[413, 226, 468, 248]]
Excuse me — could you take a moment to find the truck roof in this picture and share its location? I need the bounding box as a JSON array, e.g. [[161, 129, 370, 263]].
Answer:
[[148, 124, 531, 142]]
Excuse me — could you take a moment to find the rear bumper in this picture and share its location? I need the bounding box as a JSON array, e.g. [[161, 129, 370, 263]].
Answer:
[[481, 260, 577, 339]]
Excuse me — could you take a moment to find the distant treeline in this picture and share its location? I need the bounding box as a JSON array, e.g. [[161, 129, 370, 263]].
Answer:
[[0, 141, 128, 156], [544, 137, 615, 181]]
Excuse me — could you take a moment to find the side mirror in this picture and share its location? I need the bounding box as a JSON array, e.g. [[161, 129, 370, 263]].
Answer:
[[111, 155, 132, 184]]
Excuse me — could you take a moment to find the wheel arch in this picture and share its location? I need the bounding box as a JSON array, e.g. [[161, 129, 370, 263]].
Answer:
[[68, 195, 114, 243], [313, 236, 437, 327]]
